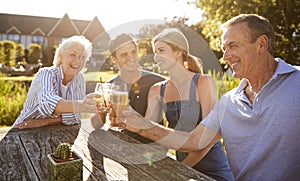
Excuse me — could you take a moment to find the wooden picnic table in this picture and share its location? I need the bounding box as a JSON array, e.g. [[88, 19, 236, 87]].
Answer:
[[0, 117, 215, 181]]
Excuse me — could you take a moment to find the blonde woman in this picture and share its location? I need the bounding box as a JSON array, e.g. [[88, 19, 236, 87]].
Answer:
[[145, 28, 233, 180]]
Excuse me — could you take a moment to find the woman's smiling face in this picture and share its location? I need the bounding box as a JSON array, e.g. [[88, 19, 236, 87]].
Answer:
[[154, 40, 179, 71], [60, 43, 86, 81]]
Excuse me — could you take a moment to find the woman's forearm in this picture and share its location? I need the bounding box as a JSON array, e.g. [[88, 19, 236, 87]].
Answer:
[[15, 116, 62, 129], [54, 93, 100, 114], [54, 100, 79, 114]]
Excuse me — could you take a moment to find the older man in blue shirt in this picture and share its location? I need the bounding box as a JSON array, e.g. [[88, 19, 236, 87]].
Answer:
[[120, 14, 300, 180]]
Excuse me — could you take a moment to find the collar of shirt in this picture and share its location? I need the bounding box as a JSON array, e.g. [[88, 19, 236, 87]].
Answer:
[[234, 58, 297, 98]]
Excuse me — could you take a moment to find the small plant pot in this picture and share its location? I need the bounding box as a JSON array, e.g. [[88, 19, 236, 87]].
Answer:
[[47, 151, 83, 181]]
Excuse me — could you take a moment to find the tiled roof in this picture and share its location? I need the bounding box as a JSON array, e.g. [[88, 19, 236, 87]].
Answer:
[[82, 16, 105, 41], [47, 14, 80, 37], [0, 13, 58, 35], [0, 13, 106, 41]]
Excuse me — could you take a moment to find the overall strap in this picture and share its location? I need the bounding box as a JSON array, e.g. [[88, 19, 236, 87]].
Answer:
[[160, 81, 167, 99], [158, 81, 168, 125], [190, 73, 202, 126], [189, 73, 200, 102]]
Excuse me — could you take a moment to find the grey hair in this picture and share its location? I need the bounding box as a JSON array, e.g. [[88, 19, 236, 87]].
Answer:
[[221, 14, 275, 55], [53, 35, 92, 67]]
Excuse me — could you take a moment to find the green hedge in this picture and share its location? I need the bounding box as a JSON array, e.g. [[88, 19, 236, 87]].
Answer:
[[0, 40, 16, 66], [0, 80, 27, 126]]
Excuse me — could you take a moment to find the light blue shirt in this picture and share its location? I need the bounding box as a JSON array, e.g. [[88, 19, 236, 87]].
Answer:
[[202, 58, 300, 180], [14, 66, 85, 126]]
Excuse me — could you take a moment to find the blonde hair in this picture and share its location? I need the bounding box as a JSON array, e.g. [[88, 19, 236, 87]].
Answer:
[[153, 28, 203, 74], [53, 35, 92, 67], [172, 43, 203, 74]]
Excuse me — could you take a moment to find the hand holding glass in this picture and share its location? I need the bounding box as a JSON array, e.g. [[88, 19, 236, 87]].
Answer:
[[94, 82, 113, 130], [94, 82, 112, 111]]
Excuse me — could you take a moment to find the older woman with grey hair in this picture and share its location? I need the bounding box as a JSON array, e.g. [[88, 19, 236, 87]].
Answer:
[[14, 35, 100, 129]]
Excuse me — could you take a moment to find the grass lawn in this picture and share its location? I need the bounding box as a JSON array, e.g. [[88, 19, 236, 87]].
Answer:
[[84, 70, 117, 82], [0, 70, 117, 82], [0, 126, 11, 128]]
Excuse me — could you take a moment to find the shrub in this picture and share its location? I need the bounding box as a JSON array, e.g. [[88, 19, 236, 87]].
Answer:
[[0, 80, 27, 126], [28, 43, 42, 64], [0, 40, 16, 66]]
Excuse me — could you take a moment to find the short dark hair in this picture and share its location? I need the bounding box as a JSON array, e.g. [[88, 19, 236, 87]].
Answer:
[[109, 34, 136, 56], [222, 14, 275, 55]]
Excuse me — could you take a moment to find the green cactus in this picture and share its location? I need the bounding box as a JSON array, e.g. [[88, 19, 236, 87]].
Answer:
[[53, 143, 72, 160]]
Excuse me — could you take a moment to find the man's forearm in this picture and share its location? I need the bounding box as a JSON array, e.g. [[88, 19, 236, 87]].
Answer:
[[181, 141, 215, 167], [123, 110, 220, 152], [137, 121, 200, 152], [137, 120, 221, 152]]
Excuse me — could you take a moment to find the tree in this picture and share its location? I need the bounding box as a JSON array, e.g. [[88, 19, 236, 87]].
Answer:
[[193, 0, 300, 65]]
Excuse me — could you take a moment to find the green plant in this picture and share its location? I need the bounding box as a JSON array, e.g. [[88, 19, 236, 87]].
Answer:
[[48, 143, 83, 180], [208, 70, 240, 99], [28, 43, 42, 64], [53, 143, 72, 160], [0, 79, 27, 126], [0, 40, 16, 66]]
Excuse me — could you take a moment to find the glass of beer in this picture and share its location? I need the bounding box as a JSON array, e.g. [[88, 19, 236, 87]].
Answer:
[[94, 82, 112, 111], [110, 81, 128, 131], [94, 82, 112, 130]]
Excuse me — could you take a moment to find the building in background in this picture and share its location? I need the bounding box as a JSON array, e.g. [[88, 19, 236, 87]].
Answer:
[[0, 13, 110, 67]]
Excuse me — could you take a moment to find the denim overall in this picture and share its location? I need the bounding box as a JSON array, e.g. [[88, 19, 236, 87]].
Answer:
[[160, 74, 234, 181]]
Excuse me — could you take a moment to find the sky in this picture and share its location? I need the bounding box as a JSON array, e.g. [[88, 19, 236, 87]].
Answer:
[[0, 0, 203, 33]]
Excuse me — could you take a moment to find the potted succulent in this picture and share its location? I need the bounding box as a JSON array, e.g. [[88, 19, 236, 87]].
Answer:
[[47, 143, 83, 181]]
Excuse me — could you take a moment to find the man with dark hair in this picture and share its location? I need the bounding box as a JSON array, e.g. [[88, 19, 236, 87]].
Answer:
[[94, 34, 165, 143], [108, 34, 165, 117]]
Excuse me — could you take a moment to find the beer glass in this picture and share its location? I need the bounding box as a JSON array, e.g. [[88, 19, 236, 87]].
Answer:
[[94, 82, 112, 111], [110, 82, 128, 131], [94, 82, 112, 130]]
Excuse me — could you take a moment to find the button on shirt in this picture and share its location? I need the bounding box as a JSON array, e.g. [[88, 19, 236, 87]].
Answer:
[[202, 58, 300, 180], [14, 66, 85, 126]]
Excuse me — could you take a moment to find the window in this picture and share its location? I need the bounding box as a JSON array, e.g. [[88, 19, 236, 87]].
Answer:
[[7, 34, 20, 43], [32, 36, 44, 44]]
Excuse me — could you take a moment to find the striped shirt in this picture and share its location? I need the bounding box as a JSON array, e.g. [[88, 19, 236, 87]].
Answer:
[[13, 66, 85, 126]]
